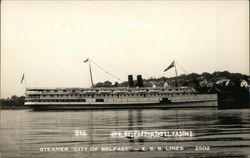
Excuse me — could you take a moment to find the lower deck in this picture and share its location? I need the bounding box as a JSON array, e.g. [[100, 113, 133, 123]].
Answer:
[[25, 94, 218, 110]]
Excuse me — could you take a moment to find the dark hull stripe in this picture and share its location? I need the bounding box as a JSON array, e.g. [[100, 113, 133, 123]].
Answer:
[[27, 101, 217, 111]]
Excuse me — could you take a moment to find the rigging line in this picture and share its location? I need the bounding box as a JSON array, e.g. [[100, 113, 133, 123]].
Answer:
[[89, 59, 121, 81], [175, 61, 189, 75], [32, 62, 82, 86]]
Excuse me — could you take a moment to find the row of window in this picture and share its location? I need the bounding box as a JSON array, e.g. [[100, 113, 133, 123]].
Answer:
[[28, 93, 191, 98], [30, 88, 192, 93], [27, 99, 86, 102], [26, 99, 105, 102]]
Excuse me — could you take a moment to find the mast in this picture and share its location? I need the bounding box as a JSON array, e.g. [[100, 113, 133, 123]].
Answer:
[[174, 61, 178, 86], [88, 60, 94, 87], [84, 58, 121, 87]]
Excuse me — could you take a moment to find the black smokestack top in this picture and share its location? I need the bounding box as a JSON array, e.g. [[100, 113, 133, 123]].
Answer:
[[128, 75, 134, 87], [137, 75, 143, 87]]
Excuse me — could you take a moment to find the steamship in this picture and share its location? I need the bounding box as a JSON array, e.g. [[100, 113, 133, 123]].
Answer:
[[24, 60, 217, 110]]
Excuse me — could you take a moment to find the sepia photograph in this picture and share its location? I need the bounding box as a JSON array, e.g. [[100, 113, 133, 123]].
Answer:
[[1, 0, 249, 158]]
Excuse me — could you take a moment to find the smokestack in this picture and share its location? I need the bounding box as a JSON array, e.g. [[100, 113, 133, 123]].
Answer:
[[137, 75, 143, 87], [128, 75, 134, 87]]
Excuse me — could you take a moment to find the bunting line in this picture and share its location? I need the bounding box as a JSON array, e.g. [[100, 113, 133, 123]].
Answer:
[[89, 59, 121, 81]]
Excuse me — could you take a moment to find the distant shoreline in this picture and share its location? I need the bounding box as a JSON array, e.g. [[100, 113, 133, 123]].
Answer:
[[0, 105, 29, 110], [0, 96, 27, 109]]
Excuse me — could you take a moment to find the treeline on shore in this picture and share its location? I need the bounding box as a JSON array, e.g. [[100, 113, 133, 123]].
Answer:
[[96, 71, 249, 87], [1, 71, 249, 108], [0, 95, 26, 109]]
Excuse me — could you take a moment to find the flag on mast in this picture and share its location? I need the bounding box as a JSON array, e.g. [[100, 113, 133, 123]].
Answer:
[[83, 58, 89, 63], [21, 74, 25, 84], [164, 61, 175, 72]]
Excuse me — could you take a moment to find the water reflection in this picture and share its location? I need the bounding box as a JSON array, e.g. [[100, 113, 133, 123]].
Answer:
[[0, 109, 250, 158], [126, 110, 144, 143], [218, 110, 244, 127]]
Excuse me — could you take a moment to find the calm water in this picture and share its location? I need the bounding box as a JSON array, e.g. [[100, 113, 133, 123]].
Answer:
[[0, 107, 250, 158]]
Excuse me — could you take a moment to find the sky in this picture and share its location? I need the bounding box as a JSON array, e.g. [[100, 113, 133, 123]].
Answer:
[[1, 0, 249, 98]]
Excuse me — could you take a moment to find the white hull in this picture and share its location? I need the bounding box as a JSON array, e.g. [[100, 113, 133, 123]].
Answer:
[[25, 94, 217, 110]]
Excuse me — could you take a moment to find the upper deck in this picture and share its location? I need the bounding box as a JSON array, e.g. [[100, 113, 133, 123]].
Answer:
[[25, 86, 195, 95]]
